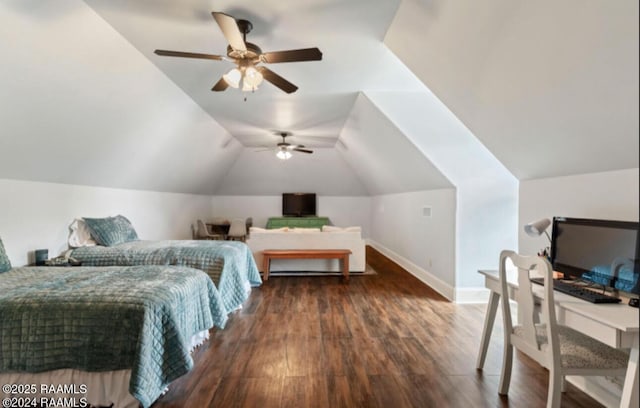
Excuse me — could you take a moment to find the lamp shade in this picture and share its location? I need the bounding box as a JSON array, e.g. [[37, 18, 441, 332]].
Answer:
[[524, 218, 551, 237], [222, 68, 241, 88], [243, 66, 263, 91], [276, 149, 292, 160]]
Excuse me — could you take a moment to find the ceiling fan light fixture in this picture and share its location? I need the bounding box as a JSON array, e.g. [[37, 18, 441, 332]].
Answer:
[[242, 81, 258, 92], [276, 149, 292, 160], [245, 66, 263, 85], [242, 66, 263, 91], [222, 68, 242, 88]]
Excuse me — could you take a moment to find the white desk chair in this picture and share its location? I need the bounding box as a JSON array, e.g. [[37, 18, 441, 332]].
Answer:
[[227, 218, 247, 242], [196, 219, 224, 240], [498, 250, 629, 408]]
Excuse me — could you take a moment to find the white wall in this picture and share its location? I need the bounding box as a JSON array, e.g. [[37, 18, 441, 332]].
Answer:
[[215, 148, 369, 196], [365, 92, 519, 294], [368, 188, 457, 299], [211, 195, 372, 237], [338, 94, 453, 195], [0, 178, 212, 266], [385, 0, 639, 180], [519, 169, 639, 256], [0, 1, 242, 195]]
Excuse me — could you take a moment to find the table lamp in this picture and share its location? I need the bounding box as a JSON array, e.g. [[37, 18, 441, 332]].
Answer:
[[524, 218, 551, 242]]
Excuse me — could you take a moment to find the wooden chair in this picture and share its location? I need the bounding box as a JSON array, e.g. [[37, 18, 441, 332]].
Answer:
[[497, 250, 629, 408], [196, 219, 224, 240], [227, 218, 247, 242]]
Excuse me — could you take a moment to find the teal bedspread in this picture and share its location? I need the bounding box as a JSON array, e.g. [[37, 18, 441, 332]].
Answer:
[[70, 240, 262, 313], [0, 265, 228, 407]]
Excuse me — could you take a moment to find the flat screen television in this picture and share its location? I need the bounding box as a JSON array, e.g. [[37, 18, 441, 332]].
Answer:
[[550, 217, 640, 295], [282, 193, 316, 217]]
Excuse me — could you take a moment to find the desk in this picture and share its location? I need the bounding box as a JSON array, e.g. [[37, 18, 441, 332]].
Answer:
[[206, 220, 251, 238], [206, 222, 229, 236], [476, 269, 639, 408]]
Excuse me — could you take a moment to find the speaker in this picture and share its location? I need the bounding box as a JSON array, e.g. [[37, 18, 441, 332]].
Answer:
[[35, 249, 48, 266]]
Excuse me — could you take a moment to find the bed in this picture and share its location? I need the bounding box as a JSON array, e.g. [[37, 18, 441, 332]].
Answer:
[[69, 239, 262, 313], [0, 264, 228, 408], [66, 216, 262, 314]]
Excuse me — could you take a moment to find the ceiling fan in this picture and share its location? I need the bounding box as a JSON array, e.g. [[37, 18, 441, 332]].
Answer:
[[154, 12, 322, 94], [258, 131, 313, 160]]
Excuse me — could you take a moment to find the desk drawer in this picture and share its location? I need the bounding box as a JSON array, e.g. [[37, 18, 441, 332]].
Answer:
[[558, 307, 622, 348]]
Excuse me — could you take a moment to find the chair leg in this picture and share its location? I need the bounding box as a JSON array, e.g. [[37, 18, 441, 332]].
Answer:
[[547, 367, 562, 408], [498, 343, 513, 395]]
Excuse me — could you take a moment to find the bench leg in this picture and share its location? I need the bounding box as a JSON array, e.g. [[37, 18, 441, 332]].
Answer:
[[262, 256, 270, 281], [343, 255, 349, 283]]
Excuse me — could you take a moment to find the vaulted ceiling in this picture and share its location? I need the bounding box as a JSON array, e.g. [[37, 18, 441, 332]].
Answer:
[[0, 0, 637, 195]]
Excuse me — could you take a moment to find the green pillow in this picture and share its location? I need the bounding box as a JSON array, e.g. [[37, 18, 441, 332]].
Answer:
[[83, 215, 139, 247], [0, 236, 12, 273]]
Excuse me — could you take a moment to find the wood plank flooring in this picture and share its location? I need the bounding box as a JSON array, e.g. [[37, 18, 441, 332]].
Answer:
[[152, 246, 603, 408]]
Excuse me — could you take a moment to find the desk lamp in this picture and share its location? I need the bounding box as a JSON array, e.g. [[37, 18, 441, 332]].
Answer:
[[524, 218, 551, 242], [524, 218, 551, 259]]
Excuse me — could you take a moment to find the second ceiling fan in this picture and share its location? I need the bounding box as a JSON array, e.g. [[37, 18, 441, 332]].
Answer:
[[257, 131, 313, 160], [154, 12, 322, 94]]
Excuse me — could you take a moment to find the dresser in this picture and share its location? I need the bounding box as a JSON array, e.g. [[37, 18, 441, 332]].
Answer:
[[265, 216, 330, 229]]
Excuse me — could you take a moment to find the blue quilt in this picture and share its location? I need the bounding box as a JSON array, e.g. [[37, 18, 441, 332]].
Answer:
[[0, 265, 228, 407], [70, 240, 262, 314]]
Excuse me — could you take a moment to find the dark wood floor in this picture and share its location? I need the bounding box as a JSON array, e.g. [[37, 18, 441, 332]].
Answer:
[[152, 246, 602, 408]]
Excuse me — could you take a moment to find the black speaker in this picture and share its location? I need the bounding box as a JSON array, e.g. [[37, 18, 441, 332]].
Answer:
[[35, 249, 48, 266]]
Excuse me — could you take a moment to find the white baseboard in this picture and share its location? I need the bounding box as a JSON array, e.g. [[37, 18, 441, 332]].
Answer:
[[454, 287, 491, 304], [366, 239, 455, 301]]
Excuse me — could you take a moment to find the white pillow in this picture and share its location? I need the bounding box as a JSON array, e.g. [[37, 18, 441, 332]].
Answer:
[[250, 227, 289, 233], [271, 227, 290, 232], [68, 218, 97, 248], [322, 225, 362, 232], [292, 228, 321, 233]]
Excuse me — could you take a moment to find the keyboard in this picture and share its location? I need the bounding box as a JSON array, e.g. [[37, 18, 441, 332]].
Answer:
[[530, 277, 621, 304]]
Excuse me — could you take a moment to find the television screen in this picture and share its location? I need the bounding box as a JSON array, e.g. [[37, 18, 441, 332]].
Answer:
[[282, 193, 316, 217], [550, 217, 639, 294]]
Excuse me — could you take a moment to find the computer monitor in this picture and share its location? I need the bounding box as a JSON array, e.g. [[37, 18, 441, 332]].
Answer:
[[550, 217, 640, 295]]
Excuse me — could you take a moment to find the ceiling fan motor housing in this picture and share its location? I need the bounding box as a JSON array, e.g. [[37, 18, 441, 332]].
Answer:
[[236, 19, 253, 35], [227, 43, 262, 60]]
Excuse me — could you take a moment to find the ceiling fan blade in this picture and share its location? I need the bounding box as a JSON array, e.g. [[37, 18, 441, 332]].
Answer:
[[260, 48, 323, 63], [257, 66, 298, 94], [212, 12, 246, 53], [154, 49, 225, 61], [211, 77, 229, 92], [293, 148, 313, 154]]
